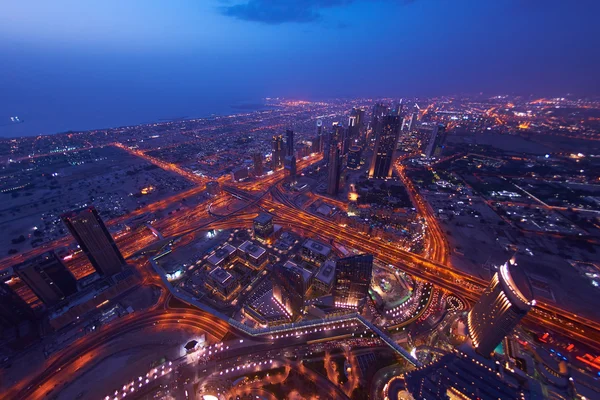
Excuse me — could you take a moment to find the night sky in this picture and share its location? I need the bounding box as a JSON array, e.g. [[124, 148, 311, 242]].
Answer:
[[1, 0, 599, 137]]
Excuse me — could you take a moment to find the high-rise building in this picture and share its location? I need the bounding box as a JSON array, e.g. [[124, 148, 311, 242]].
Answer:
[[285, 129, 294, 157], [370, 103, 389, 140], [271, 135, 284, 170], [347, 146, 362, 169], [272, 261, 311, 321], [284, 155, 297, 180], [13, 252, 78, 307], [424, 123, 447, 158], [467, 261, 535, 356], [253, 152, 264, 177], [394, 100, 404, 116], [316, 119, 324, 153], [327, 138, 341, 196], [369, 115, 401, 179], [0, 282, 35, 338], [62, 206, 125, 277], [334, 254, 373, 309], [253, 213, 274, 240]]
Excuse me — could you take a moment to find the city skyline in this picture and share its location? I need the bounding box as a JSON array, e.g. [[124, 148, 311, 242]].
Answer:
[[2, 0, 600, 137]]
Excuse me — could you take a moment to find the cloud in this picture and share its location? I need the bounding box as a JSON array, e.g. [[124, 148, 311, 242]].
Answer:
[[219, 0, 359, 25]]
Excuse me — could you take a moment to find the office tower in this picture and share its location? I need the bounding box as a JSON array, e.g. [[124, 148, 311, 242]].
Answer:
[[347, 146, 362, 169], [272, 262, 311, 321], [395, 100, 404, 116], [316, 119, 324, 153], [334, 254, 373, 309], [369, 115, 401, 179], [271, 135, 284, 169], [0, 282, 35, 337], [370, 103, 389, 136], [467, 261, 535, 356], [62, 206, 125, 277], [285, 129, 294, 157], [253, 152, 264, 177], [348, 108, 362, 139], [407, 112, 417, 131], [253, 213, 274, 239], [327, 138, 342, 196], [284, 155, 297, 180], [424, 123, 447, 158], [13, 252, 78, 307]]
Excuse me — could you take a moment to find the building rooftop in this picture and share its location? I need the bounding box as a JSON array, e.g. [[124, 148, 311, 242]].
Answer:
[[314, 260, 336, 286], [208, 267, 234, 286], [302, 239, 332, 257], [284, 260, 313, 285], [238, 240, 267, 259], [207, 243, 236, 266], [254, 213, 273, 225]]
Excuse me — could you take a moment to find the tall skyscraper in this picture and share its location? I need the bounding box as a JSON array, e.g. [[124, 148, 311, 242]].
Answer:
[[271, 135, 284, 170], [424, 124, 447, 158], [62, 206, 125, 277], [316, 119, 324, 154], [370, 103, 389, 140], [285, 129, 294, 157], [0, 282, 35, 338], [467, 261, 535, 356], [253, 152, 264, 177], [327, 138, 341, 196], [284, 155, 297, 180], [272, 262, 311, 321], [369, 115, 401, 179], [334, 254, 373, 309], [14, 251, 78, 307]]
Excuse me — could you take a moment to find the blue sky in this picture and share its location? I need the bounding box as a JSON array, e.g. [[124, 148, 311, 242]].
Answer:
[[1, 0, 599, 136]]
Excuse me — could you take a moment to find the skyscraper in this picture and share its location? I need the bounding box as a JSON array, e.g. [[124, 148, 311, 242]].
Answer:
[[14, 251, 78, 307], [253, 152, 264, 177], [467, 261, 535, 356], [327, 138, 341, 196], [424, 124, 447, 158], [316, 119, 324, 154], [272, 261, 311, 321], [334, 254, 373, 309], [285, 129, 294, 157], [370, 103, 389, 140], [369, 115, 401, 179], [284, 155, 297, 180], [271, 135, 284, 170], [62, 206, 125, 277], [347, 146, 362, 169]]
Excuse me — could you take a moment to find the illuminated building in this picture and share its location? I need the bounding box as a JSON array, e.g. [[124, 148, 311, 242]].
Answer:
[[285, 129, 294, 157], [0, 282, 36, 339], [284, 155, 297, 180], [370, 103, 389, 137], [271, 135, 284, 169], [237, 240, 267, 267], [13, 251, 78, 307], [326, 137, 341, 196], [316, 119, 324, 153], [468, 261, 535, 356], [252, 152, 264, 177], [403, 352, 523, 400], [313, 260, 336, 294], [207, 267, 237, 297], [301, 239, 332, 266], [333, 254, 373, 309], [347, 145, 362, 169], [272, 261, 311, 321], [253, 213, 274, 240], [62, 206, 125, 277], [231, 166, 249, 182], [424, 123, 447, 158], [368, 115, 400, 179]]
